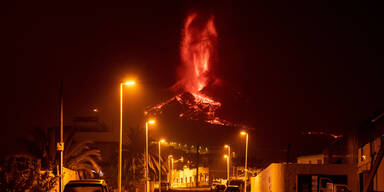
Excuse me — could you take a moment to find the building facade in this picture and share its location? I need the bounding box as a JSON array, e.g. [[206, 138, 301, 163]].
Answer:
[[251, 163, 356, 192], [171, 166, 209, 188], [357, 135, 384, 191]]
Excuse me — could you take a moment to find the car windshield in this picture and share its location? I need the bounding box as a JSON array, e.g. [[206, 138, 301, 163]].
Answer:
[[226, 187, 240, 192], [216, 185, 226, 190], [64, 184, 103, 192]]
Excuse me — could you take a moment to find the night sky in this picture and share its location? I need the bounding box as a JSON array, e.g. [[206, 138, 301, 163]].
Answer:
[[1, 1, 383, 161]]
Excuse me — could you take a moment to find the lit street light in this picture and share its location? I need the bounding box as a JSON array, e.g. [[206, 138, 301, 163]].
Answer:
[[224, 155, 229, 184], [145, 119, 156, 192], [224, 145, 231, 183], [158, 139, 165, 192], [240, 131, 248, 192], [119, 80, 135, 192]]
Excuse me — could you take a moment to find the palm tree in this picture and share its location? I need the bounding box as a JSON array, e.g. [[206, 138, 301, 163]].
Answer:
[[63, 138, 102, 178], [20, 126, 101, 178], [123, 125, 167, 190], [20, 127, 57, 170]]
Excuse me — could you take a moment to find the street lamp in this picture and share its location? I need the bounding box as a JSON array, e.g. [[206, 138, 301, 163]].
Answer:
[[168, 155, 173, 187], [145, 119, 156, 192], [224, 145, 231, 183], [119, 80, 135, 192], [158, 139, 165, 192], [168, 155, 183, 188], [240, 131, 248, 192], [224, 155, 229, 184]]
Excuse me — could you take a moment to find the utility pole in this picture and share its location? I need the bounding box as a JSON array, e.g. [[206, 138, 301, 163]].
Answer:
[[286, 144, 291, 164], [244, 133, 248, 192], [57, 81, 64, 192], [159, 142, 161, 192]]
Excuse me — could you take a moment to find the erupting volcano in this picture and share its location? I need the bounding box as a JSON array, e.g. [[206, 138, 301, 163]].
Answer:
[[146, 13, 232, 126], [175, 13, 217, 94]]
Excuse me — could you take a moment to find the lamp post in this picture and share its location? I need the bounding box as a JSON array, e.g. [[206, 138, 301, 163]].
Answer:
[[145, 120, 156, 192], [224, 155, 229, 184], [224, 145, 231, 183], [168, 156, 182, 188], [57, 82, 64, 192], [170, 156, 174, 188], [168, 155, 173, 187], [119, 81, 135, 192], [240, 131, 248, 192], [158, 139, 165, 192]]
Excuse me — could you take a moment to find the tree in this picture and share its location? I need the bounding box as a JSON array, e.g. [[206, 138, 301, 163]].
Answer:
[[123, 125, 167, 191], [20, 127, 57, 170], [20, 127, 102, 178], [64, 139, 102, 178], [0, 154, 57, 192]]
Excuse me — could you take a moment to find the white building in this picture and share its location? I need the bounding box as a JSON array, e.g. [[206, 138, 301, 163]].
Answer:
[[251, 163, 356, 192], [171, 166, 209, 188]]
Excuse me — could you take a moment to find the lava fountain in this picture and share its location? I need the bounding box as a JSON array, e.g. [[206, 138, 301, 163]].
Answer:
[[146, 13, 232, 126], [175, 13, 217, 94]]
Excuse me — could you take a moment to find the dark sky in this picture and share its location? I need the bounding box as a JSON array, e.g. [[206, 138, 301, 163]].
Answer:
[[1, 1, 383, 161]]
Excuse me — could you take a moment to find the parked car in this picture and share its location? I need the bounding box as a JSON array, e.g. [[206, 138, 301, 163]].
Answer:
[[225, 185, 240, 192], [210, 181, 220, 191], [213, 184, 226, 192], [228, 180, 244, 192], [64, 179, 109, 192]]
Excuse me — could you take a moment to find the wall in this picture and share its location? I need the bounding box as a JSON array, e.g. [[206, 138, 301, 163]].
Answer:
[[51, 167, 79, 192], [251, 163, 285, 192], [251, 163, 357, 192], [297, 154, 325, 164], [358, 136, 384, 191]]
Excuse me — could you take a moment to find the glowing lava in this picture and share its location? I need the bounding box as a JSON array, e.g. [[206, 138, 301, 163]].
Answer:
[[176, 13, 217, 94], [146, 13, 231, 126]]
